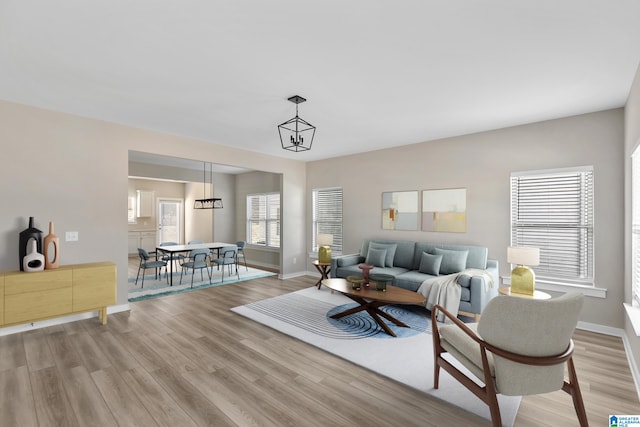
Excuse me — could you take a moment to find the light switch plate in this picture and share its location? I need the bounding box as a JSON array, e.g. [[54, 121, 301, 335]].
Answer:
[[65, 231, 79, 242]]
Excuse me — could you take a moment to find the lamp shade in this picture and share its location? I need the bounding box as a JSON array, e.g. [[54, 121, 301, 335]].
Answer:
[[317, 234, 333, 247], [507, 246, 540, 266]]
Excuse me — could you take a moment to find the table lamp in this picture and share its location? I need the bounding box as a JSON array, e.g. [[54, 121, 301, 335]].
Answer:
[[317, 234, 333, 263], [507, 246, 540, 296]]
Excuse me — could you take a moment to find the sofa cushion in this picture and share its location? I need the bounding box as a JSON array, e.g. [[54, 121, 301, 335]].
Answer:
[[433, 248, 469, 274], [360, 239, 416, 269], [418, 252, 443, 276], [365, 248, 387, 268], [413, 243, 488, 270], [394, 270, 435, 292], [369, 242, 397, 267], [337, 254, 362, 267]]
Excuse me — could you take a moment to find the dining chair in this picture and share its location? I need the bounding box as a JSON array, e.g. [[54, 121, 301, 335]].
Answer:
[[135, 248, 168, 288], [179, 248, 211, 287], [236, 240, 248, 271], [158, 241, 184, 275], [211, 246, 239, 282], [431, 292, 587, 427]]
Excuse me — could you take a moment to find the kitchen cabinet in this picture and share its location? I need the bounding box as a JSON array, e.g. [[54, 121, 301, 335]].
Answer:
[[128, 231, 157, 254], [136, 190, 154, 217], [140, 231, 157, 252], [128, 232, 139, 254]]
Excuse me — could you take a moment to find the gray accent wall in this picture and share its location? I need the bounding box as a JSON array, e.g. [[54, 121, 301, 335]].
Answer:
[[307, 108, 624, 330]]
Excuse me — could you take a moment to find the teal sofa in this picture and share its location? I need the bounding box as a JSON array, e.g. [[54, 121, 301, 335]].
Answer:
[[330, 239, 499, 317]]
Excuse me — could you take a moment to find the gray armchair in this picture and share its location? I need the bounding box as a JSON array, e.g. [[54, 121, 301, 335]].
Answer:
[[432, 292, 587, 427]]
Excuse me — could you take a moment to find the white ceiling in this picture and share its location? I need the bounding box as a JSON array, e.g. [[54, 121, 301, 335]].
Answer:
[[1, 0, 639, 162]]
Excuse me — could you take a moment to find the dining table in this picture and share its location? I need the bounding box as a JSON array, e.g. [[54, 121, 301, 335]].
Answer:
[[155, 242, 236, 286]]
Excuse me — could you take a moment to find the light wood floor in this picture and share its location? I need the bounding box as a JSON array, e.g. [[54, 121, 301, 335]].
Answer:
[[1, 275, 638, 426]]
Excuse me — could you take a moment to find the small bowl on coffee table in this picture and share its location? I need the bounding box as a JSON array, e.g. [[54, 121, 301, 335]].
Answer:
[[369, 274, 394, 292], [346, 275, 365, 290], [358, 263, 374, 285]]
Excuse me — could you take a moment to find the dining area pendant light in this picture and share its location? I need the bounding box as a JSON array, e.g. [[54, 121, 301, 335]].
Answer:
[[278, 95, 315, 152], [194, 162, 223, 209]]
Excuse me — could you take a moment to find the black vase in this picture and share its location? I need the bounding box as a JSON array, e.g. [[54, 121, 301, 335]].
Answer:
[[19, 216, 43, 271]]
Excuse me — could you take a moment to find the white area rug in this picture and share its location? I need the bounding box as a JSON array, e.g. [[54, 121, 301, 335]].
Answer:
[[128, 266, 275, 302], [231, 286, 520, 427]]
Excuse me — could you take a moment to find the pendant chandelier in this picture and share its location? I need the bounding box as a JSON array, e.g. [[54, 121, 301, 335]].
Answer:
[[278, 95, 315, 152], [194, 162, 223, 209]]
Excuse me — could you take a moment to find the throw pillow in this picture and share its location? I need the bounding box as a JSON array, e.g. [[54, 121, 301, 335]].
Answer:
[[369, 242, 398, 267], [419, 252, 443, 276], [365, 248, 387, 268], [433, 247, 469, 275]]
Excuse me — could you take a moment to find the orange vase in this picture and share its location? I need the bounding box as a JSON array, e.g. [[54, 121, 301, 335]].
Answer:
[[44, 221, 60, 269]]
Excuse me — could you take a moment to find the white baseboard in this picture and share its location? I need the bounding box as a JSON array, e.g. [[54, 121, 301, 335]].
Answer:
[[279, 271, 309, 280], [621, 333, 640, 402], [576, 321, 640, 402], [0, 303, 130, 337], [246, 260, 278, 271], [576, 320, 624, 337]]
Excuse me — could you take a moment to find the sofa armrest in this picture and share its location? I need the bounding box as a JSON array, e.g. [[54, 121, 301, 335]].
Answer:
[[461, 259, 500, 315], [330, 253, 363, 278]]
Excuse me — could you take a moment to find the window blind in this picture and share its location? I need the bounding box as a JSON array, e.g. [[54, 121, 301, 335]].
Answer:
[[510, 166, 594, 286], [313, 187, 343, 254], [247, 193, 280, 247]]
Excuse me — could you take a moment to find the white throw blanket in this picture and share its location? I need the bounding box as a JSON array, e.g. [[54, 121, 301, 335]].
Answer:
[[417, 269, 495, 323]]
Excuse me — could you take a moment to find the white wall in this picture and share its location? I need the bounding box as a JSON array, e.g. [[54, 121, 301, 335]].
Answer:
[[624, 61, 640, 375], [308, 108, 624, 328], [0, 100, 307, 307]]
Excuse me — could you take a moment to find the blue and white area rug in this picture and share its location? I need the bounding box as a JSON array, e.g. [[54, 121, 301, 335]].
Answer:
[[231, 287, 520, 427], [128, 266, 275, 302]]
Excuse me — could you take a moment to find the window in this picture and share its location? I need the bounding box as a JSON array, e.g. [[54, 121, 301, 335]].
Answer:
[[312, 187, 343, 254], [510, 166, 594, 286], [633, 150, 640, 305], [247, 193, 280, 248]]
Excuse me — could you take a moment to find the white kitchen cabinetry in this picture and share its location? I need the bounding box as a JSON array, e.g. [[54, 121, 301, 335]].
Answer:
[[140, 232, 157, 252], [136, 190, 154, 217], [128, 231, 157, 255], [127, 233, 139, 255]]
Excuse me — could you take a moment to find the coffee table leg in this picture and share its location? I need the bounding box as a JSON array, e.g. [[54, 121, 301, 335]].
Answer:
[[370, 302, 410, 328], [365, 308, 397, 337], [330, 304, 368, 319], [331, 296, 409, 337]]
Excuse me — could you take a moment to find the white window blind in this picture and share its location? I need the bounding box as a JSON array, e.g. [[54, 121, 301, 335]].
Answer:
[[247, 193, 280, 248], [313, 187, 343, 254], [632, 151, 640, 304], [510, 166, 594, 286]]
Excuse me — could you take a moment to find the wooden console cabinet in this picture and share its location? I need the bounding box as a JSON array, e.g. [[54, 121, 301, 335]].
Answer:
[[0, 261, 116, 327]]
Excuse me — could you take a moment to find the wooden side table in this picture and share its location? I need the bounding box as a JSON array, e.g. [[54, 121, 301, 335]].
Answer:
[[313, 259, 331, 289], [498, 287, 551, 300]]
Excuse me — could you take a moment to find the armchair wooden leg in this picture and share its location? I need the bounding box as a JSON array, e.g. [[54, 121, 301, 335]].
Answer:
[[486, 387, 502, 427], [563, 357, 589, 427], [432, 308, 442, 389]]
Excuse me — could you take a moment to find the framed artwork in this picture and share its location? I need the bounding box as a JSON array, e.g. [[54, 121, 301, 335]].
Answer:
[[382, 190, 419, 230], [422, 188, 466, 232]]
